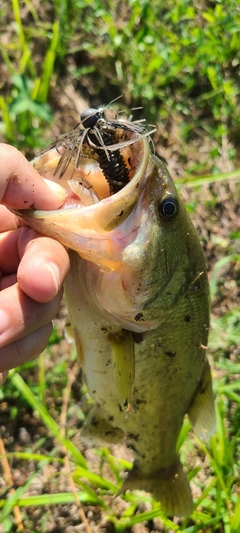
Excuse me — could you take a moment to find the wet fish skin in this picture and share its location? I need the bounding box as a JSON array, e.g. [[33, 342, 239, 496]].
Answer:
[[13, 138, 215, 517]]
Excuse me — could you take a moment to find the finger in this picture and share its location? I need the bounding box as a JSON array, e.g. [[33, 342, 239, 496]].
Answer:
[[0, 323, 53, 373], [0, 144, 65, 209], [0, 229, 19, 272], [17, 227, 70, 302], [0, 205, 19, 231], [0, 227, 70, 297], [0, 274, 17, 290], [0, 283, 63, 349], [0, 371, 8, 386]]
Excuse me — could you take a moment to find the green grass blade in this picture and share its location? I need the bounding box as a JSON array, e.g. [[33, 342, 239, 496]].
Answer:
[[12, 0, 26, 49], [232, 493, 240, 533], [176, 418, 191, 451], [0, 452, 64, 464], [114, 507, 179, 531], [0, 490, 100, 508], [73, 466, 118, 492], [193, 476, 217, 509], [36, 20, 60, 103], [0, 96, 14, 141], [1, 471, 38, 519], [11, 0, 34, 75], [176, 169, 240, 188]]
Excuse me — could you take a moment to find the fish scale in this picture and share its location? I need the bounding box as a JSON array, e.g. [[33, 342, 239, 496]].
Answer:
[[13, 133, 216, 517]]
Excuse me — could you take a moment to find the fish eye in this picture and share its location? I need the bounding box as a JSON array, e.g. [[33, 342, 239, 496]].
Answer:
[[158, 196, 179, 222]]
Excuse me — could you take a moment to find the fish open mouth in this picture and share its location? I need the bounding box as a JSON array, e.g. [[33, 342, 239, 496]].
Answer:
[[41, 133, 147, 207], [32, 128, 150, 201], [14, 133, 152, 260]]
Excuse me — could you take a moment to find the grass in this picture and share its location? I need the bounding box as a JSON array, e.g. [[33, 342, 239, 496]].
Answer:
[[0, 0, 240, 531]]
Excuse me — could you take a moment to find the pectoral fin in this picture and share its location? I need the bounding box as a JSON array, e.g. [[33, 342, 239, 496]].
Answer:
[[110, 329, 135, 414], [188, 358, 216, 441]]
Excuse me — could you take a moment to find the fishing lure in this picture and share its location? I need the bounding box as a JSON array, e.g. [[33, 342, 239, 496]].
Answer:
[[39, 104, 156, 194], [81, 107, 131, 194]]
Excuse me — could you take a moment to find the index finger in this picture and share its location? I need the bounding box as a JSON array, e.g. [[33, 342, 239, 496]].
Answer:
[[0, 144, 66, 210]]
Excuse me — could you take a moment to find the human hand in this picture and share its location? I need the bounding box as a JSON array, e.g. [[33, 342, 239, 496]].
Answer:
[[0, 144, 70, 384]]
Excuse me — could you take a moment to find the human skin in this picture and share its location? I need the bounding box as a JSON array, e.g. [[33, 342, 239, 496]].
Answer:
[[0, 144, 70, 384]]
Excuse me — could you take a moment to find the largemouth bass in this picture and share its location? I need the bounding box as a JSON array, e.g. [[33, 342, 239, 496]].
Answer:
[[14, 126, 215, 517]]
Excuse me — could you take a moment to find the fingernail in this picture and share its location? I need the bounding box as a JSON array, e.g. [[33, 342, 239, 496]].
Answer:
[[43, 178, 66, 200], [0, 310, 9, 335], [45, 262, 61, 295]]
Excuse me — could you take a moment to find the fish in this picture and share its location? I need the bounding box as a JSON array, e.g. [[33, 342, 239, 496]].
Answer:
[[13, 124, 216, 517]]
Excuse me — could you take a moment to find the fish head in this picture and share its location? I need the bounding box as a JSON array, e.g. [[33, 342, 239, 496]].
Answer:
[[13, 135, 206, 332]]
